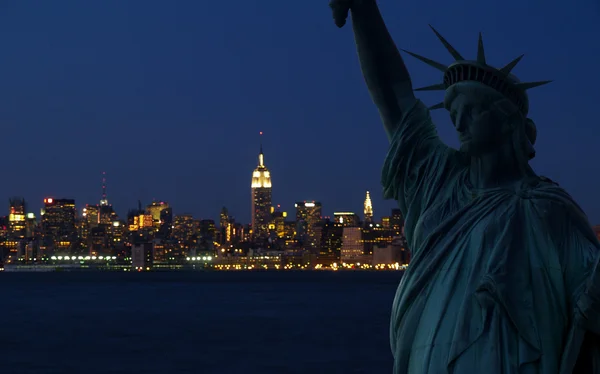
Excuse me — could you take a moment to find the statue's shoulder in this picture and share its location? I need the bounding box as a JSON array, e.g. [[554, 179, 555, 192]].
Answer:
[[538, 175, 559, 186], [522, 176, 573, 211], [525, 176, 590, 226], [520, 175, 561, 194]]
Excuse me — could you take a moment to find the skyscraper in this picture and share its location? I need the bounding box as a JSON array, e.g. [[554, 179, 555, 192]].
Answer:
[[219, 207, 229, 245], [364, 191, 373, 224], [295, 201, 322, 249], [98, 171, 117, 224], [41, 198, 77, 253], [8, 197, 26, 240], [251, 136, 272, 241]]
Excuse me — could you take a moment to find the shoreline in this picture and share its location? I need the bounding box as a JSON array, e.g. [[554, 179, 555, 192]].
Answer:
[[1, 264, 405, 273]]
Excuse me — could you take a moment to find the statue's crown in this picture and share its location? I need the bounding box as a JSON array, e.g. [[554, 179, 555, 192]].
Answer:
[[405, 26, 552, 116]]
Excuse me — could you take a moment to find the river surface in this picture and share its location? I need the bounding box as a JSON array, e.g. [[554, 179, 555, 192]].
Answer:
[[1, 271, 402, 373]]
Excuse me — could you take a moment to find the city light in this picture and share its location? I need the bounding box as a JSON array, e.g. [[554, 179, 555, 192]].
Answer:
[[0, 144, 415, 273]]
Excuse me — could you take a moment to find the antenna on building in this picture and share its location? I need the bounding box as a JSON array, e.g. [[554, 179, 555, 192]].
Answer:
[[257, 131, 265, 167], [259, 131, 263, 153], [100, 171, 109, 206]]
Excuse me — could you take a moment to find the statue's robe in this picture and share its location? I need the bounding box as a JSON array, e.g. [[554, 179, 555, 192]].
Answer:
[[382, 100, 600, 373]]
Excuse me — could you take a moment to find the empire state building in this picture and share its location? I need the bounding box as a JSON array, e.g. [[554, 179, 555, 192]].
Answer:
[[251, 142, 272, 240]]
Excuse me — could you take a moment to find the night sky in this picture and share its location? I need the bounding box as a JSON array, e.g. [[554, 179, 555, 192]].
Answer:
[[0, 0, 598, 224]]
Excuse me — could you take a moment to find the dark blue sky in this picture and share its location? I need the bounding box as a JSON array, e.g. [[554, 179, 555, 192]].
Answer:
[[0, 0, 599, 224]]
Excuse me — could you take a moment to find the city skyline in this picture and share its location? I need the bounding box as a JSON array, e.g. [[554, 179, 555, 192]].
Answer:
[[0, 1, 598, 224], [0, 141, 387, 225]]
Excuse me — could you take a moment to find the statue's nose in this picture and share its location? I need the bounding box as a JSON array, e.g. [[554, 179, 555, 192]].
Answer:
[[455, 112, 467, 132]]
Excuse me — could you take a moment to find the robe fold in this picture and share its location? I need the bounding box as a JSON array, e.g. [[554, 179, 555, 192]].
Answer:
[[381, 100, 600, 374]]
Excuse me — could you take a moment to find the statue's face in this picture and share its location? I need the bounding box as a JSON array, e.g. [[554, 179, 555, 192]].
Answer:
[[449, 93, 510, 155]]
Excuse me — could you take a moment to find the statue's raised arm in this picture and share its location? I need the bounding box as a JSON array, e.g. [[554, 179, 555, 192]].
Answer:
[[330, 0, 417, 138], [330, 0, 455, 229]]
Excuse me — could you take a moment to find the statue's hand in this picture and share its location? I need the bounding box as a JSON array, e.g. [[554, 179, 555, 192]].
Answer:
[[329, 0, 353, 28]]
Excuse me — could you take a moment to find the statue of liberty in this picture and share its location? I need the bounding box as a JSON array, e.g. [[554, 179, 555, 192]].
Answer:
[[329, 0, 600, 373]]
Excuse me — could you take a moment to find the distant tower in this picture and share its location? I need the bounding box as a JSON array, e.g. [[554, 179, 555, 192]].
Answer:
[[364, 191, 373, 224], [97, 172, 117, 225], [100, 171, 109, 206], [251, 132, 272, 241], [220, 207, 231, 245], [220, 207, 229, 229]]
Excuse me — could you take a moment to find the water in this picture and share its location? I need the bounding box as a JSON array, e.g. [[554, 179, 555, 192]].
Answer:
[[1, 271, 401, 374]]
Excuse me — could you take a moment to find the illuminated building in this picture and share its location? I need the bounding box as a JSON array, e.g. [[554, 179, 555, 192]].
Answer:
[[362, 223, 394, 255], [364, 191, 373, 224], [8, 197, 26, 239], [81, 204, 99, 241], [271, 206, 287, 239], [83, 205, 99, 226], [127, 210, 153, 232], [219, 207, 230, 245], [132, 241, 154, 270], [230, 221, 245, 244], [99, 205, 117, 225], [41, 198, 77, 253], [333, 212, 360, 227], [318, 219, 343, 258], [173, 214, 196, 253], [111, 220, 125, 245], [88, 226, 109, 256], [295, 201, 322, 248], [0, 216, 8, 239], [25, 213, 37, 239], [283, 220, 295, 236], [81, 173, 119, 249], [147, 201, 170, 231], [340, 227, 364, 262], [242, 224, 252, 242], [0, 217, 8, 261], [7, 197, 26, 260], [153, 239, 167, 263], [381, 216, 391, 229], [217, 216, 241, 248], [139, 214, 153, 229], [251, 138, 272, 241], [21, 241, 40, 262], [390, 208, 404, 237], [220, 207, 228, 228]]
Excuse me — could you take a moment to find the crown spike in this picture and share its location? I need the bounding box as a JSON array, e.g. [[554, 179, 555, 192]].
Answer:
[[414, 83, 446, 91], [429, 102, 445, 110], [428, 25, 464, 61], [515, 80, 553, 90], [401, 49, 447, 72], [499, 54, 524, 75], [477, 32, 486, 65]]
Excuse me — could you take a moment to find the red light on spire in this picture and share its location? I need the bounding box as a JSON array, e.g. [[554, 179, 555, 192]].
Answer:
[[259, 131, 263, 135]]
